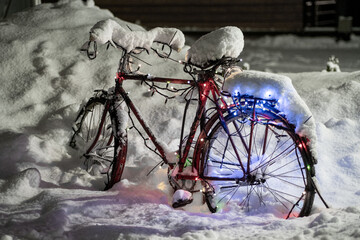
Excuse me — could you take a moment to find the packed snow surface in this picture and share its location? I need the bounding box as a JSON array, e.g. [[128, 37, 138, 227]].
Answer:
[[1, 1, 360, 240], [186, 26, 244, 67]]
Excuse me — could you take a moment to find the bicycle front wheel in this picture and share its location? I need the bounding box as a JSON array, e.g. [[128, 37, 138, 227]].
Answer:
[[201, 108, 315, 218], [70, 94, 127, 190]]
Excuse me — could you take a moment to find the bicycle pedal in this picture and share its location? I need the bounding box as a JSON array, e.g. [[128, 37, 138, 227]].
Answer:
[[172, 198, 193, 209], [172, 189, 193, 208]]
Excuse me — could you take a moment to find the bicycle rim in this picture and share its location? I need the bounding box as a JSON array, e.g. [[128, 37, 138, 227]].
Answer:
[[201, 110, 315, 218], [72, 97, 115, 188]]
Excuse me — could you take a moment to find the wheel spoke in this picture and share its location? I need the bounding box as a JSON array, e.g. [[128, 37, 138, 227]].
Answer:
[[202, 107, 315, 217], [71, 97, 123, 190]]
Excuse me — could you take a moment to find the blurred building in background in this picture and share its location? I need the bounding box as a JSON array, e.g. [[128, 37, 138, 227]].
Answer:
[[94, 0, 359, 34], [2, 0, 359, 37]]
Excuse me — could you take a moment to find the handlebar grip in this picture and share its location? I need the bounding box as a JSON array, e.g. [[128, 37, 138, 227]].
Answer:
[[87, 40, 97, 60]]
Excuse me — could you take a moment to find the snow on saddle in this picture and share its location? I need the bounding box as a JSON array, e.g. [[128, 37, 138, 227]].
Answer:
[[185, 26, 244, 68]]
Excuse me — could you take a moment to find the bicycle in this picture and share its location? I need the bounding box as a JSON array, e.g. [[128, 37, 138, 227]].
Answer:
[[70, 19, 318, 218]]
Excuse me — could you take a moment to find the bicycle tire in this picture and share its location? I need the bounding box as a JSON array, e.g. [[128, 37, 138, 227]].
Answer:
[[70, 94, 127, 190], [200, 107, 315, 218]]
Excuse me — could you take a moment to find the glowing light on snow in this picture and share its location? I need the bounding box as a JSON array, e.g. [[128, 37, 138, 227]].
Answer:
[[265, 90, 273, 98], [157, 181, 167, 191]]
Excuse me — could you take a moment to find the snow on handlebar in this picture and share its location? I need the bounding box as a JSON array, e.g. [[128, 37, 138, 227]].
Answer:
[[88, 19, 185, 55]]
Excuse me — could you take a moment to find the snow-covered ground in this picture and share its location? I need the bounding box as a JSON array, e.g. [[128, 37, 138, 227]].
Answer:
[[0, 1, 360, 239]]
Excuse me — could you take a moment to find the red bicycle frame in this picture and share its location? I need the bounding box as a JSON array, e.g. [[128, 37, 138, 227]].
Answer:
[[114, 71, 229, 179]]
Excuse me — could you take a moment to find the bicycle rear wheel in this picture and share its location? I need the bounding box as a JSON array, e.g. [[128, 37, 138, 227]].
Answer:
[[201, 107, 315, 218], [70, 93, 127, 190]]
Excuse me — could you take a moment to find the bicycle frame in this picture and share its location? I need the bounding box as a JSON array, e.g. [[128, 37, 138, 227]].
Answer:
[[114, 70, 228, 179], [75, 31, 326, 215], [88, 47, 273, 186]]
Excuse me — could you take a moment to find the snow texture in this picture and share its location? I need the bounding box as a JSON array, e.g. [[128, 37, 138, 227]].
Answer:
[[186, 26, 244, 67], [0, 1, 360, 239], [90, 19, 185, 52]]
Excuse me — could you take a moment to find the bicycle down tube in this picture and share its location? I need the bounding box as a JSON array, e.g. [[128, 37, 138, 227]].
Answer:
[[116, 72, 202, 171], [116, 71, 249, 179]]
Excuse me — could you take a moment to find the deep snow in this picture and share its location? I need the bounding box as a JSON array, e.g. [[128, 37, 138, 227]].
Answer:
[[0, 1, 360, 240]]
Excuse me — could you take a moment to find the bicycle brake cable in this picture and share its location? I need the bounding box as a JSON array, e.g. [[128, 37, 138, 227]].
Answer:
[[146, 161, 165, 176]]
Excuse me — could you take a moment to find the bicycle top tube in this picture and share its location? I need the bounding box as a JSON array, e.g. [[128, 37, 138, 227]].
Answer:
[[116, 72, 195, 86]]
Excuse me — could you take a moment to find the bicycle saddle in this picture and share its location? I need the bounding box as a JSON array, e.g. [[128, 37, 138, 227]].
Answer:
[[186, 26, 244, 68]]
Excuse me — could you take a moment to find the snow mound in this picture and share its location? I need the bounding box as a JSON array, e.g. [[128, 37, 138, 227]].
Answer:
[[224, 68, 317, 147], [247, 34, 360, 49], [186, 26, 244, 67], [90, 19, 185, 51], [0, 168, 41, 204]]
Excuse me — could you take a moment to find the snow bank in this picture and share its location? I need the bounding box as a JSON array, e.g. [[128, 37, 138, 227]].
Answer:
[[186, 26, 244, 67], [246, 34, 360, 49], [0, 168, 41, 205], [285, 71, 360, 208]]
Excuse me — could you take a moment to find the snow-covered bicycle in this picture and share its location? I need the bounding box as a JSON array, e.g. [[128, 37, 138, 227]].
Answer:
[[70, 19, 319, 218]]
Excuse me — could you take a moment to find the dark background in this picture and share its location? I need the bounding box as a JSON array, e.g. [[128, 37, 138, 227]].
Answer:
[[2, 0, 359, 35], [94, 0, 359, 35]]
